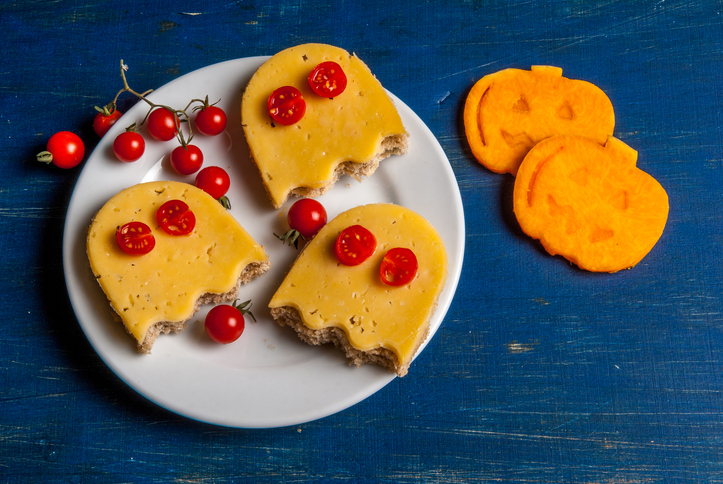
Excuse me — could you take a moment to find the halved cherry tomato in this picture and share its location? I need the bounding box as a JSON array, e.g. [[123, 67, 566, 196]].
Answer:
[[267, 86, 306, 125], [147, 108, 179, 141], [308, 61, 347, 98], [380, 248, 418, 286], [334, 225, 376, 266], [116, 221, 155, 255], [155, 200, 196, 236]]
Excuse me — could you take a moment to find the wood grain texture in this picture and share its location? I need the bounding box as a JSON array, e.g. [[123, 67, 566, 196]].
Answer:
[[2, 0, 723, 482]]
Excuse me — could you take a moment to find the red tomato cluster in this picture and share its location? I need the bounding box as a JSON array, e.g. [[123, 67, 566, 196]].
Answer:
[[111, 102, 228, 176], [267, 61, 347, 125], [41, 63, 249, 346]]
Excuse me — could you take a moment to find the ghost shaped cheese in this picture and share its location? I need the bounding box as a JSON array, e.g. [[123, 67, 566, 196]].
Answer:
[[464, 66, 615, 175], [87, 181, 270, 352], [269, 203, 447, 377], [513, 135, 669, 272], [241, 43, 409, 208]]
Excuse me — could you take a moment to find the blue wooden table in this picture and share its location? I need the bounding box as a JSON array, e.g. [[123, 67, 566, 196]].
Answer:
[[2, 0, 722, 481]]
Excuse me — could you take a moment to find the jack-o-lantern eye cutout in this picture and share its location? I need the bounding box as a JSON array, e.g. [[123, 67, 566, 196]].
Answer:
[[512, 135, 669, 273], [464, 66, 615, 175]]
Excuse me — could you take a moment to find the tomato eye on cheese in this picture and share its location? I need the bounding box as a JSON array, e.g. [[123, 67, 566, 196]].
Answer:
[[308, 61, 347, 98], [116, 221, 155, 255], [267, 86, 306, 125], [380, 247, 418, 286], [155, 200, 196, 236], [334, 225, 376, 266]]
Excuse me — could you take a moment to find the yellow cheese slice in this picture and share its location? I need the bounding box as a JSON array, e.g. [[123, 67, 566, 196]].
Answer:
[[269, 203, 447, 376], [241, 43, 408, 208], [87, 181, 269, 351]]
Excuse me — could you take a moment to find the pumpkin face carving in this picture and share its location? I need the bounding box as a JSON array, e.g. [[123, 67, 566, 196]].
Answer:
[[464, 66, 615, 175], [513, 135, 669, 272]]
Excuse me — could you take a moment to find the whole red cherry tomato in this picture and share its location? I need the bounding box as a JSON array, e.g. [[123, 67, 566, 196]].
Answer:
[[275, 199, 327, 248], [155, 200, 196, 236], [267, 86, 306, 125], [37, 131, 85, 169], [308, 61, 347, 98], [194, 105, 227, 136], [205, 300, 256, 344], [113, 131, 145, 162], [93, 108, 123, 137], [147, 108, 179, 141], [379, 248, 418, 286], [116, 221, 155, 255], [195, 166, 230, 199], [288, 199, 327, 239], [334, 225, 376, 266], [170, 144, 204, 175]]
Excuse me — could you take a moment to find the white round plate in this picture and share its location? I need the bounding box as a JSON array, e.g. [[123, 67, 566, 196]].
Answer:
[[63, 57, 465, 428]]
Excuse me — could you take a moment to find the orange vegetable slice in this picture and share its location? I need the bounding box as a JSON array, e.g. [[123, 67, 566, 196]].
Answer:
[[513, 135, 669, 272], [464, 66, 615, 175]]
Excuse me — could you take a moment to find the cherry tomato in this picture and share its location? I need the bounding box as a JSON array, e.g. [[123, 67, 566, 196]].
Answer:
[[334, 225, 376, 266], [38, 131, 85, 169], [380, 248, 418, 286], [147, 108, 179, 141], [205, 300, 255, 344], [170, 144, 204, 175], [267, 86, 306, 125], [194, 105, 227, 136], [308, 61, 347, 98], [93, 109, 123, 137], [288, 199, 327, 239], [113, 131, 145, 162], [155, 200, 196, 236], [116, 221, 155, 255], [195, 166, 230, 199]]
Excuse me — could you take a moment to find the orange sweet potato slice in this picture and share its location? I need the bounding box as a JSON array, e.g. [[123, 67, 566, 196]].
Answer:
[[513, 135, 669, 272], [464, 66, 615, 175]]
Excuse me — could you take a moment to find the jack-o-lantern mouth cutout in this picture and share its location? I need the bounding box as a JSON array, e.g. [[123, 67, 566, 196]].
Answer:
[[513, 135, 669, 273], [464, 66, 615, 176]]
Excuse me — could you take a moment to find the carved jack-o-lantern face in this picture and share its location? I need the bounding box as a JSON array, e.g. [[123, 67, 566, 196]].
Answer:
[[464, 66, 615, 175], [513, 135, 669, 273]]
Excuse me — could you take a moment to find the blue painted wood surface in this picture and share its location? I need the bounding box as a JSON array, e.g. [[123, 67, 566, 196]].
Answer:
[[2, 0, 723, 481]]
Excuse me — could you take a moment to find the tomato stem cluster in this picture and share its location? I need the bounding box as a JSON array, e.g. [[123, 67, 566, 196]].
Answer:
[[107, 60, 218, 148], [233, 299, 257, 322]]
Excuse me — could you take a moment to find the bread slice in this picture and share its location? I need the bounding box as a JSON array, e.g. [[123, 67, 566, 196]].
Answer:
[[241, 43, 409, 208], [267, 203, 448, 377], [134, 260, 270, 353], [86, 181, 270, 353]]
